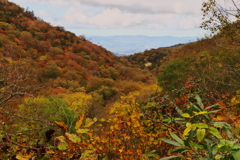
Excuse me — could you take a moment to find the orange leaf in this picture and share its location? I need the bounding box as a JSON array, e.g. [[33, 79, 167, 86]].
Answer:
[[55, 121, 68, 132], [215, 115, 226, 121], [217, 100, 225, 109]]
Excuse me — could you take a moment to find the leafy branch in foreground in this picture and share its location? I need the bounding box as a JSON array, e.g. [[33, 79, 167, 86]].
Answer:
[[160, 94, 240, 160]]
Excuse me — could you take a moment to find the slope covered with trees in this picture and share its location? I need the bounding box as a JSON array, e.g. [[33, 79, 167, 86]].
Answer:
[[1, 0, 240, 159], [125, 43, 184, 73], [0, 0, 154, 117]]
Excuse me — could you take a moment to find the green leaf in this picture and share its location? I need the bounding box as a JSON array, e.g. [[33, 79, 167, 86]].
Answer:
[[195, 94, 204, 110], [190, 142, 205, 149], [209, 127, 222, 139], [232, 144, 240, 150], [205, 104, 220, 110], [57, 142, 68, 150], [65, 133, 81, 143], [223, 123, 232, 129], [102, 157, 108, 160], [187, 104, 193, 116], [215, 154, 222, 159], [170, 132, 184, 146], [170, 147, 188, 153], [175, 105, 183, 115], [191, 103, 201, 112], [233, 150, 240, 160], [160, 155, 178, 160], [163, 118, 184, 123], [143, 151, 160, 159], [207, 110, 221, 114], [191, 115, 202, 124], [219, 139, 237, 148], [185, 130, 195, 146], [205, 139, 213, 159], [197, 129, 206, 142], [55, 136, 68, 150], [213, 122, 226, 128], [161, 138, 182, 147]]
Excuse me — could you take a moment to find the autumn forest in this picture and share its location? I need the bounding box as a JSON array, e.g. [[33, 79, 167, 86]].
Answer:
[[0, 0, 240, 159]]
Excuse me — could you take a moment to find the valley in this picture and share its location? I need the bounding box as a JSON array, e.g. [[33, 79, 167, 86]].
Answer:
[[0, 0, 240, 159]]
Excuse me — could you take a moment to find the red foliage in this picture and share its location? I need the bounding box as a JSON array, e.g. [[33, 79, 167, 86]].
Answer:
[[14, 38, 20, 44], [83, 74, 89, 80], [51, 88, 63, 94], [0, 30, 7, 34], [116, 84, 122, 89], [10, 18, 15, 23], [38, 61, 46, 67]]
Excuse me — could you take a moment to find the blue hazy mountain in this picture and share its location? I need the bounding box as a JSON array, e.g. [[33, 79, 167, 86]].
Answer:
[[87, 35, 198, 55]]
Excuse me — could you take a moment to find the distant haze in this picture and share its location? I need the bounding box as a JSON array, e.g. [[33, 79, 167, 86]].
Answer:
[[10, 0, 207, 37], [87, 35, 198, 55]]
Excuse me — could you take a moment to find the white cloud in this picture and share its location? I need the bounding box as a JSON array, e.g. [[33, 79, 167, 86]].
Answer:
[[79, 0, 203, 15], [9, 0, 206, 36]]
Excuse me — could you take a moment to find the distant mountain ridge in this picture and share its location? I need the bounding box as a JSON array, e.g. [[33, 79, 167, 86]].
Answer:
[[87, 35, 198, 55]]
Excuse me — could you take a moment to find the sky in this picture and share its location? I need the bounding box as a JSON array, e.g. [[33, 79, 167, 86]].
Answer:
[[9, 0, 209, 37]]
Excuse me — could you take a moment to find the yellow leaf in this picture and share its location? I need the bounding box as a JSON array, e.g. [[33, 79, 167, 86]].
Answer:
[[183, 127, 192, 136], [55, 136, 66, 143], [216, 115, 225, 121], [84, 117, 97, 128], [110, 126, 114, 131], [153, 140, 159, 145], [76, 129, 89, 134], [182, 113, 191, 118], [133, 121, 140, 127], [114, 124, 120, 130], [75, 114, 85, 129], [16, 150, 34, 160], [194, 111, 208, 115], [218, 144, 224, 148], [184, 123, 192, 136], [150, 137, 154, 142], [186, 122, 192, 127], [100, 118, 105, 122], [46, 150, 55, 154]]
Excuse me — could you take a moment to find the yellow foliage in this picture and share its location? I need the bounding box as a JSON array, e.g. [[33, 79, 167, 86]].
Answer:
[[16, 150, 35, 160], [75, 114, 85, 129], [58, 92, 92, 115], [230, 91, 240, 107]]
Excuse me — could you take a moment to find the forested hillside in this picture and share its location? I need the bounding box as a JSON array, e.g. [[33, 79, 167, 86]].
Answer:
[[1, 0, 240, 159], [0, 0, 154, 117], [125, 43, 184, 72]]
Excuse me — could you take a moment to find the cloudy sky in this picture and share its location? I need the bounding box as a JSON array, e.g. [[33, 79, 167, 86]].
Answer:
[[9, 0, 208, 37]]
